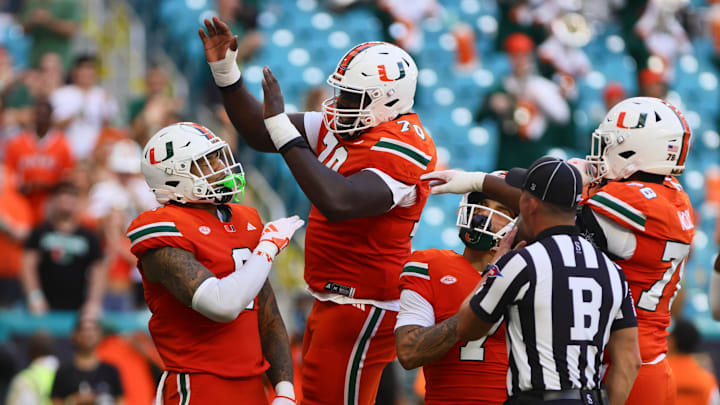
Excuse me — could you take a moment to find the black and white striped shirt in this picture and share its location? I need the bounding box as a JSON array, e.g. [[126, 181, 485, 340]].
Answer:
[[469, 225, 637, 396]]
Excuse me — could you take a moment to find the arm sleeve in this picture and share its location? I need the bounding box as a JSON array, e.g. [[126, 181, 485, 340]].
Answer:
[[611, 271, 638, 331], [395, 289, 436, 330], [469, 251, 530, 323], [303, 111, 323, 153], [363, 168, 417, 209], [577, 204, 637, 260], [191, 241, 276, 323]]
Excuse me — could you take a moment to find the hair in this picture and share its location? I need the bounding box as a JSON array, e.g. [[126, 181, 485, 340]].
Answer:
[[73, 54, 98, 69], [671, 319, 701, 354], [50, 179, 78, 196], [27, 332, 54, 361]]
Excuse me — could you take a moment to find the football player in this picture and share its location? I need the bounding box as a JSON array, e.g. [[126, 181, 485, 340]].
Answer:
[[126, 123, 304, 404], [422, 97, 694, 405], [199, 18, 437, 405], [394, 185, 518, 405]]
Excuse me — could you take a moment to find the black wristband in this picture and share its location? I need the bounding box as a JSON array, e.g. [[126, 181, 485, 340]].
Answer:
[[279, 137, 310, 154], [218, 76, 244, 94]]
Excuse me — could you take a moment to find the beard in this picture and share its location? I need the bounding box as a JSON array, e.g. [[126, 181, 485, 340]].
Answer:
[[515, 216, 533, 244]]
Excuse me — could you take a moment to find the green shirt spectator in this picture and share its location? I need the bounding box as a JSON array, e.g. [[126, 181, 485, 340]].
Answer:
[[22, 0, 82, 71]]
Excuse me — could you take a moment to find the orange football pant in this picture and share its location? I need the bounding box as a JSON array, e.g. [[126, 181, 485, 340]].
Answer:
[[625, 358, 676, 405], [158, 371, 267, 404], [301, 300, 397, 405]]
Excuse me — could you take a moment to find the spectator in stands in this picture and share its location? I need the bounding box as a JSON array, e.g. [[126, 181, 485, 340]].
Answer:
[[301, 86, 331, 112], [475, 32, 570, 169], [667, 319, 720, 405], [217, 0, 263, 63], [21, 0, 82, 71], [376, 0, 439, 53], [635, 0, 691, 77], [88, 140, 157, 223], [50, 54, 118, 160], [5, 332, 58, 405], [604, 82, 626, 111], [51, 317, 124, 404], [638, 67, 668, 99], [129, 66, 182, 146], [37, 52, 64, 97], [3, 98, 74, 224], [87, 140, 156, 311], [0, 166, 32, 308], [20, 181, 106, 317]]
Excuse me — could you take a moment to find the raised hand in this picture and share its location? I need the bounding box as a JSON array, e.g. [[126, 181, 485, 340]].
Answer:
[[260, 215, 305, 252], [262, 66, 285, 119], [198, 17, 238, 63]]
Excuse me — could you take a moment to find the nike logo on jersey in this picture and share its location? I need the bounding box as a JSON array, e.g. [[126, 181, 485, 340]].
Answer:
[[247, 223, 256, 231]]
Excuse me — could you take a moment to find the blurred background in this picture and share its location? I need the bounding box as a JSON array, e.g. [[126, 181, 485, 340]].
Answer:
[[0, 0, 719, 403]]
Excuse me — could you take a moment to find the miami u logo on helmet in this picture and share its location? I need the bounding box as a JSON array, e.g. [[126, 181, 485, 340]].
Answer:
[[616, 112, 647, 129], [149, 141, 174, 165], [378, 62, 406, 82]]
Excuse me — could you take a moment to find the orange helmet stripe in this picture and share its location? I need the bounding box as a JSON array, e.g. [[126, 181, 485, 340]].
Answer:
[[662, 101, 691, 166], [336, 42, 385, 76]]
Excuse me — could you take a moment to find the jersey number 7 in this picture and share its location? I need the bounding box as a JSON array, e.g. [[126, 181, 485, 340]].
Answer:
[[459, 319, 503, 362], [636, 241, 690, 312]]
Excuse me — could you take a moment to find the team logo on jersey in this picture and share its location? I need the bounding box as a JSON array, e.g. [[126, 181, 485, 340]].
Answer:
[[198, 226, 211, 235], [247, 223, 256, 231], [440, 275, 457, 285], [224, 224, 236, 233], [378, 62, 406, 82]]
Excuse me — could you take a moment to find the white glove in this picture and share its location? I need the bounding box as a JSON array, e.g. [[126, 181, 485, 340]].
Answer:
[[255, 215, 305, 258], [567, 158, 594, 187], [420, 170, 487, 195]]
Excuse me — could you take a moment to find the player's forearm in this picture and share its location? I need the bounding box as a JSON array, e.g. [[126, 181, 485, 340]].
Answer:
[[85, 260, 109, 305], [281, 146, 391, 221], [605, 361, 640, 405], [258, 281, 293, 385], [482, 175, 521, 214], [219, 83, 278, 152], [395, 315, 459, 370]]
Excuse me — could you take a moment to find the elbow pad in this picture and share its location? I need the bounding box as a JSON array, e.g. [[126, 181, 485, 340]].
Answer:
[[190, 242, 276, 322]]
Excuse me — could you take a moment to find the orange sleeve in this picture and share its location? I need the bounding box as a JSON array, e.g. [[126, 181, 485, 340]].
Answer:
[[365, 127, 437, 185], [399, 250, 435, 303], [126, 210, 196, 259]]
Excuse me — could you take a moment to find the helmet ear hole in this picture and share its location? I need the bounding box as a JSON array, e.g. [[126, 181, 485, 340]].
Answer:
[[385, 99, 399, 107], [165, 181, 179, 187], [619, 151, 635, 159]]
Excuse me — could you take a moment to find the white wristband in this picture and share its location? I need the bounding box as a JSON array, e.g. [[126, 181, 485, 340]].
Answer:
[[275, 381, 295, 400], [208, 47, 242, 87], [255, 240, 279, 259], [471, 171, 487, 192], [264, 113, 302, 151]]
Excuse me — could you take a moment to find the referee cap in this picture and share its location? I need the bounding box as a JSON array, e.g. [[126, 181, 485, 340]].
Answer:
[[505, 156, 583, 208]]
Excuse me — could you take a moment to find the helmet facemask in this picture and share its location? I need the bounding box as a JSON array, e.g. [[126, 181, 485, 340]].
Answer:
[[457, 193, 517, 252], [322, 83, 379, 139], [586, 129, 611, 183], [188, 144, 246, 205]]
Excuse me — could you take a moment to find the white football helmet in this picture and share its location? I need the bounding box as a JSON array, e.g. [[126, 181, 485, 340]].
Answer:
[[322, 41, 418, 138], [141, 122, 245, 205], [586, 97, 691, 181], [456, 171, 517, 251]]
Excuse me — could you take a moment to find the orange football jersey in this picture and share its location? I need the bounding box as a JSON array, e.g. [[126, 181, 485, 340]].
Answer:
[[399, 249, 508, 405], [582, 177, 694, 362], [305, 113, 437, 301], [126, 203, 269, 377], [3, 130, 74, 222]]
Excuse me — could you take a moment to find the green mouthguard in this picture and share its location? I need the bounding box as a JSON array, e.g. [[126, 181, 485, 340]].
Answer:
[[219, 173, 246, 203]]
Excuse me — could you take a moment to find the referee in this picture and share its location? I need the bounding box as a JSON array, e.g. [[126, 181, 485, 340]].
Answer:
[[457, 157, 641, 405]]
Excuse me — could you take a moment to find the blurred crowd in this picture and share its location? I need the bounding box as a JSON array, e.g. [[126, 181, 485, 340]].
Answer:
[[0, 0, 718, 404]]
